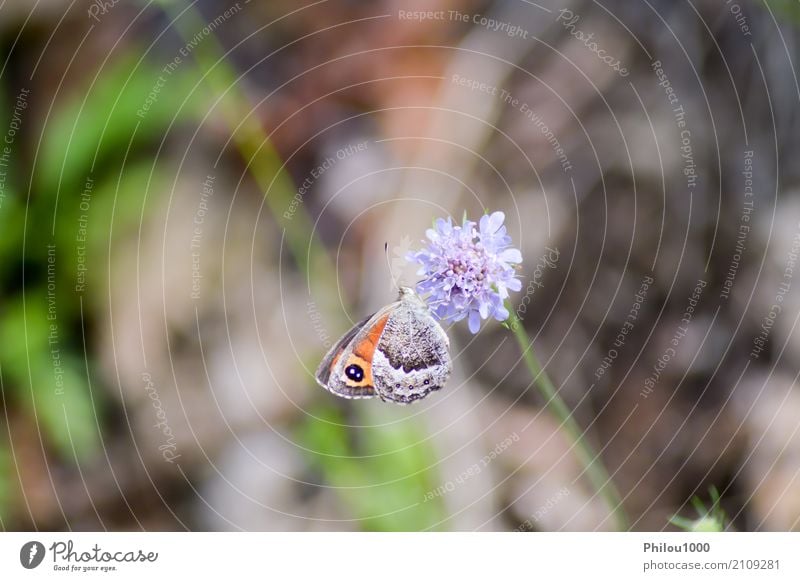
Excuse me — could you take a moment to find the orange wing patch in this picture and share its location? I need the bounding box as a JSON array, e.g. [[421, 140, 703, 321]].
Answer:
[[342, 313, 390, 388], [353, 313, 389, 361]]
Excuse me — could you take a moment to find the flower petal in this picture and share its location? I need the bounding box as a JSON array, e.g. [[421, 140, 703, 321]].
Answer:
[[507, 277, 522, 292], [487, 211, 505, 233], [468, 310, 481, 334], [499, 248, 522, 264], [479, 213, 491, 236], [493, 304, 510, 321]]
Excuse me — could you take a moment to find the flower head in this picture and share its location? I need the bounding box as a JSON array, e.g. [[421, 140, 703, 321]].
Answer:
[[406, 211, 522, 333]]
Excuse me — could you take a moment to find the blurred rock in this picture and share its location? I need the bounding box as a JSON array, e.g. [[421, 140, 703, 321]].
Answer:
[[735, 373, 800, 531]]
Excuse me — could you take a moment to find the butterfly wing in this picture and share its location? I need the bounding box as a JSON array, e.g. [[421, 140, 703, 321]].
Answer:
[[315, 304, 395, 399], [371, 299, 452, 404]]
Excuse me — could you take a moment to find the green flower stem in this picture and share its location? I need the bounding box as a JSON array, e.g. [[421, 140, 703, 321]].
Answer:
[[507, 306, 628, 531], [157, 0, 334, 281]]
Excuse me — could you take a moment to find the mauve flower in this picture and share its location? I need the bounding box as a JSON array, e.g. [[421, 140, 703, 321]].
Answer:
[[406, 211, 522, 333]]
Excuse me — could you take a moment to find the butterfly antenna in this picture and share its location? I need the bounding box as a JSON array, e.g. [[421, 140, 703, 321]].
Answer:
[[384, 242, 401, 291]]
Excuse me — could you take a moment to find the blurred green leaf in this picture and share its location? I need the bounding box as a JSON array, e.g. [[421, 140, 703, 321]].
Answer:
[[0, 297, 50, 381], [38, 52, 204, 197], [27, 354, 99, 462], [0, 193, 24, 283], [0, 81, 24, 283], [670, 486, 727, 532], [299, 404, 447, 531], [0, 297, 98, 461], [0, 51, 179, 469], [50, 160, 164, 302], [86, 162, 162, 255]]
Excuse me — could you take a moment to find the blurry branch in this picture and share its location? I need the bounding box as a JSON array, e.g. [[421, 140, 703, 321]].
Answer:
[[156, 0, 332, 280]]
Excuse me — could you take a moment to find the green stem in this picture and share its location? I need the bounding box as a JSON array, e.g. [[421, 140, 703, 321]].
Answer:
[[507, 306, 629, 531], [157, 0, 334, 281]]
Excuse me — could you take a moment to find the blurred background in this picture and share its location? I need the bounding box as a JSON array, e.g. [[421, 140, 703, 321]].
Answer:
[[0, 0, 799, 531]]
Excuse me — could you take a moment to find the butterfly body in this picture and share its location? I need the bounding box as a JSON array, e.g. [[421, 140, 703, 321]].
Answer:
[[315, 287, 452, 404]]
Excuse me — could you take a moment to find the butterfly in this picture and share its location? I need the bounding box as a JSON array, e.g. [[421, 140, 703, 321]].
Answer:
[[316, 287, 452, 404]]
